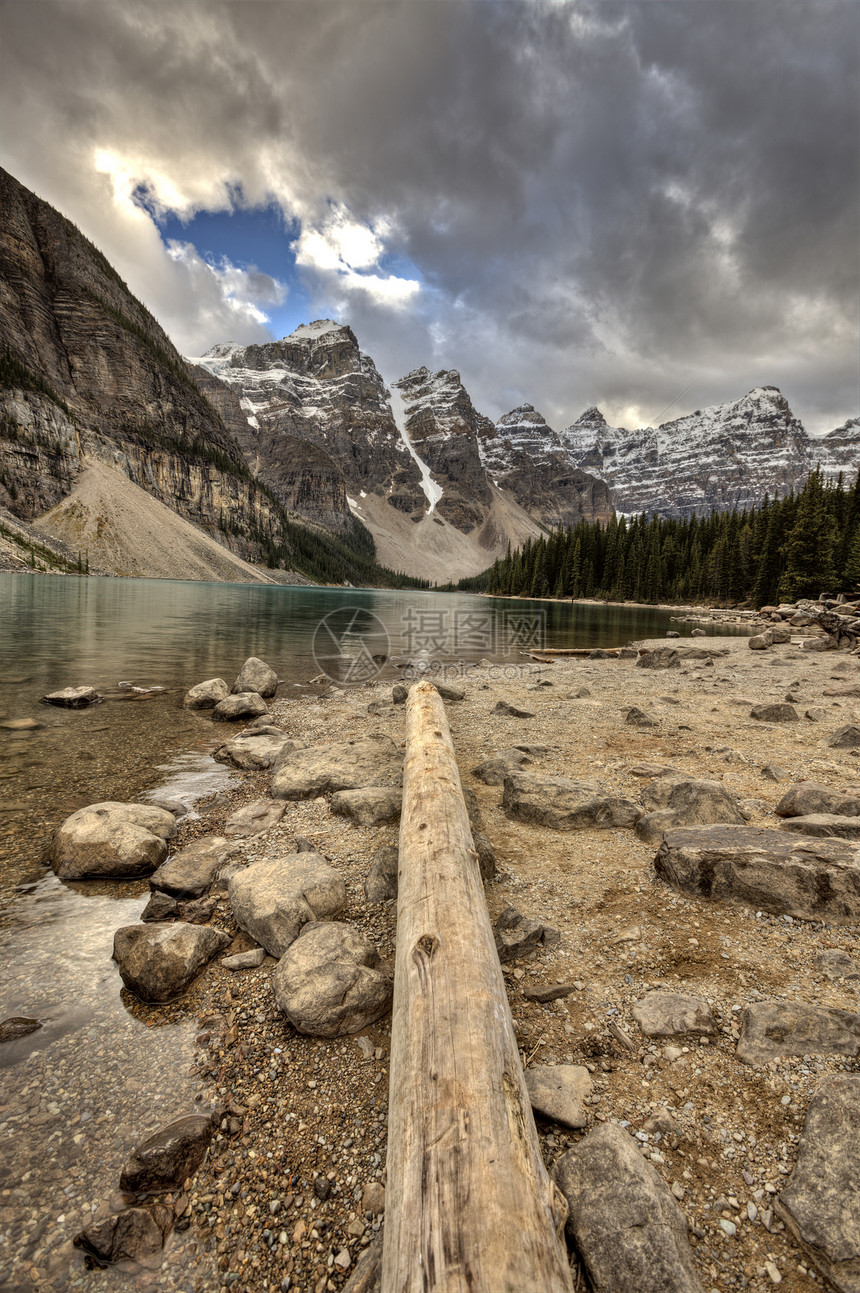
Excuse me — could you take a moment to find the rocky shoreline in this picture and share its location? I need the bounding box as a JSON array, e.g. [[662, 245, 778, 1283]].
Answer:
[[6, 632, 860, 1292]]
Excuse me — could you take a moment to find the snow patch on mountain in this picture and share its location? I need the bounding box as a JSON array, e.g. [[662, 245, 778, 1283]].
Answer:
[[388, 382, 443, 513]]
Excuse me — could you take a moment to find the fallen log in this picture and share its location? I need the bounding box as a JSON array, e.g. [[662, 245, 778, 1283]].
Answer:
[[383, 681, 573, 1293]]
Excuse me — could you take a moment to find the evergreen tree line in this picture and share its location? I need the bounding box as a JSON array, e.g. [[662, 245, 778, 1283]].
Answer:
[[478, 469, 860, 606]]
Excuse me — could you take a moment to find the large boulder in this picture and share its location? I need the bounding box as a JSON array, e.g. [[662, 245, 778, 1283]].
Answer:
[[232, 656, 278, 698], [552, 1123, 704, 1293], [779, 814, 860, 840], [211, 692, 268, 722], [775, 1075, 860, 1292], [330, 787, 402, 826], [635, 648, 681, 670], [113, 923, 230, 1002], [272, 922, 392, 1037], [632, 991, 716, 1038], [271, 735, 401, 800], [41, 686, 102, 708], [635, 777, 744, 843], [228, 853, 346, 956], [737, 1002, 860, 1065], [748, 632, 773, 651], [827, 725, 860, 748], [119, 1114, 214, 1192], [182, 678, 229, 710], [776, 781, 860, 818], [149, 836, 230, 898], [654, 825, 860, 922], [50, 802, 176, 880], [525, 1065, 593, 1130], [213, 733, 297, 771], [503, 772, 640, 831]]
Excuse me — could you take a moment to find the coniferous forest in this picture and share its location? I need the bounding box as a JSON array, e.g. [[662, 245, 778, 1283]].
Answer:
[[470, 469, 860, 605]]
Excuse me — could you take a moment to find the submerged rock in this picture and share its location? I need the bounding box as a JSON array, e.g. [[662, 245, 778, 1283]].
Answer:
[[231, 656, 278, 698], [182, 678, 229, 710], [41, 686, 102, 708], [74, 1205, 172, 1267], [50, 802, 176, 879], [211, 692, 268, 722], [0, 1016, 42, 1043], [120, 1114, 214, 1192], [113, 923, 230, 1002]]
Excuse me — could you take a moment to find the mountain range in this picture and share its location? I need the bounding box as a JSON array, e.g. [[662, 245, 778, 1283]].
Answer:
[[0, 167, 857, 583]]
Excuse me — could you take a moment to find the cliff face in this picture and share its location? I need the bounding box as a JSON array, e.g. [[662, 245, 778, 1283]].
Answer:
[[0, 167, 280, 563], [816, 418, 860, 484]]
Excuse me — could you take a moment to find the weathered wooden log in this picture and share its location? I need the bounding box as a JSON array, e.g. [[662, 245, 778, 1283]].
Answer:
[[382, 681, 573, 1293]]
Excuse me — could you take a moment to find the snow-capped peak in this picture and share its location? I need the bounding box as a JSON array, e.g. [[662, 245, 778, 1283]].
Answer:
[[286, 319, 347, 342]]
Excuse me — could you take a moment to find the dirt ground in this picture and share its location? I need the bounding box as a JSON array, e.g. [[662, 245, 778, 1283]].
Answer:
[[82, 634, 860, 1293]]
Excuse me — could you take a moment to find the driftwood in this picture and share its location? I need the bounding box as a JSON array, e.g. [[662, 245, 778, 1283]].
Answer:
[[382, 681, 573, 1293], [796, 601, 860, 650]]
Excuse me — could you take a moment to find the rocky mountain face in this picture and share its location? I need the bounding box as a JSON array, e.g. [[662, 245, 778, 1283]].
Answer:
[[816, 418, 860, 484], [0, 167, 280, 565], [559, 387, 856, 517]]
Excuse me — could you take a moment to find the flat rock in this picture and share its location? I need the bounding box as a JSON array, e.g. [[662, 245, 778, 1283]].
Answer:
[[221, 947, 266, 970], [41, 686, 102, 708], [751, 702, 799, 722], [120, 1114, 214, 1192], [493, 700, 535, 718], [149, 836, 229, 898], [114, 923, 230, 1002], [471, 748, 533, 785], [635, 647, 681, 669], [493, 906, 558, 960], [737, 1001, 860, 1065], [815, 949, 860, 980], [552, 1123, 704, 1293], [0, 717, 43, 730], [232, 656, 278, 698], [823, 685, 860, 697], [330, 787, 402, 826], [272, 922, 392, 1037], [213, 733, 296, 771], [211, 692, 268, 722], [776, 782, 860, 818], [74, 1205, 172, 1266], [271, 735, 401, 800], [182, 678, 229, 710], [655, 825, 860, 922], [503, 771, 640, 831], [827, 725, 860, 748], [228, 852, 346, 956], [525, 1064, 593, 1129], [779, 813, 860, 839], [50, 801, 176, 880], [364, 845, 398, 903], [635, 777, 745, 843], [522, 983, 575, 1003], [632, 991, 716, 1038], [224, 799, 285, 838], [0, 1016, 41, 1043], [775, 1075, 860, 1292]]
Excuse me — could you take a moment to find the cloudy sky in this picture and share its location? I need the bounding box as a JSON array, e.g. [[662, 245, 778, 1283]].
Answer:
[[1, 0, 857, 435]]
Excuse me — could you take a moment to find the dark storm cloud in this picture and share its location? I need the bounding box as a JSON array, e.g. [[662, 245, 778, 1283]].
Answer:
[[0, 0, 857, 433]]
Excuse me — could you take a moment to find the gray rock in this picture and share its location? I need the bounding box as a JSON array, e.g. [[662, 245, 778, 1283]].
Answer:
[[762, 763, 792, 782], [41, 686, 103, 708], [140, 892, 179, 922], [232, 656, 278, 698], [271, 735, 401, 800], [748, 632, 774, 650], [779, 814, 860, 839], [632, 991, 716, 1038], [775, 1075, 860, 1293], [751, 702, 799, 722], [228, 853, 346, 957], [522, 982, 575, 1003], [635, 777, 745, 843], [182, 678, 229, 710], [213, 733, 296, 771], [120, 1114, 214, 1192], [493, 906, 546, 961], [392, 683, 409, 704], [493, 700, 535, 717], [221, 946, 266, 970], [635, 647, 681, 669], [434, 681, 465, 701], [625, 706, 658, 727], [224, 799, 285, 837], [803, 637, 837, 652], [272, 922, 392, 1037], [149, 836, 230, 898], [74, 1205, 172, 1266], [0, 1016, 41, 1043], [690, 629, 706, 638], [828, 725, 860, 748], [618, 646, 639, 659], [737, 1001, 860, 1065], [179, 895, 218, 924], [50, 802, 176, 880], [570, 686, 592, 698], [665, 630, 680, 639], [525, 1064, 593, 1129], [113, 923, 230, 1002], [330, 787, 402, 826], [769, 624, 793, 644], [815, 949, 860, 980], [552, 1123, 704, 1293], [211, 691, 268, 722], [472, 747, 533, 785], [503, 772, 641, 830], [655, 825, 860, 922], [364, 846, 398, 902], [473, 829, 497, 882]]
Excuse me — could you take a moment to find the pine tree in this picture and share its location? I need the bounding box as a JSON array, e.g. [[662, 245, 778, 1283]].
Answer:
[[779, 469, 837, 601]]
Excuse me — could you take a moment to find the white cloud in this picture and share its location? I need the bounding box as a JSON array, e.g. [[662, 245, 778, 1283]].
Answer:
[[293, 206, 419, 310], [166, 241, 287, 328]]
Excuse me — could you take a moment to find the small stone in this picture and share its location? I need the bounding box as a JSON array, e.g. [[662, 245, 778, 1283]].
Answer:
[[632, 991, 716, 1038], [221, 947, 266, 970], [41, 686, 102, 708], [334, 1249, 351, 1270]]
